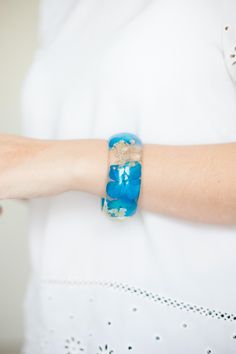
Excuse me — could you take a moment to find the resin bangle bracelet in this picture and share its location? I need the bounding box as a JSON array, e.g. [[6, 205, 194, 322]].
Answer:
[[101, 132, 143, 220]]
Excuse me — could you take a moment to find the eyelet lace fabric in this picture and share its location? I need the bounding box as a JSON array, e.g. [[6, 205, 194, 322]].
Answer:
[[41, 279, 236, 322], [20, 277, 236, 354], [222, 23, 236, 82]]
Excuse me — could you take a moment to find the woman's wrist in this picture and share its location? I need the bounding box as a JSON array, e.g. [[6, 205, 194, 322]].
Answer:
[[68, 138, 108, 196]]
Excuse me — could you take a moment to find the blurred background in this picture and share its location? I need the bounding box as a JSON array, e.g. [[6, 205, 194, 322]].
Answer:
[[0, 0, 39, 353]]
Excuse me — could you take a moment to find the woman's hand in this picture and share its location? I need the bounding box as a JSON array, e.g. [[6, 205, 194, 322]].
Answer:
[[0, 133, 79, 200]]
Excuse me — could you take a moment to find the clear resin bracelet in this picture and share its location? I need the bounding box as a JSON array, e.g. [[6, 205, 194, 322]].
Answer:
[[101, 132, 143, 220]]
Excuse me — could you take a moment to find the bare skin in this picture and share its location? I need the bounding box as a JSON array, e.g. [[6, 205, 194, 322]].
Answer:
[[0, 132, 236, 225]]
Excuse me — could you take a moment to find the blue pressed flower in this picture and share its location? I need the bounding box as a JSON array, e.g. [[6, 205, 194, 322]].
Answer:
[[108, 132, 142, 149], [127, 162, 141, 179], [106, 181, 122, 199], [125, 178, 141, 200], [107, 175, 141, 200], [106, 198, 137, 217], [109, 162, 141, 182]]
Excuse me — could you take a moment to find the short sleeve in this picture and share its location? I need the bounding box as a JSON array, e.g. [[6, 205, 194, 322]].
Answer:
[[38, 0, 78, 47], [221, 0, 236, 83]]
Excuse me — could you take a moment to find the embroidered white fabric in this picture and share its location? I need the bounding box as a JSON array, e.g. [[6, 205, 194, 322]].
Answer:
[[20, 0, 236, 353]]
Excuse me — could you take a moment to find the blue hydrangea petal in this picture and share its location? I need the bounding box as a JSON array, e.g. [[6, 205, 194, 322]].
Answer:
[[106, 198, 137, 217], [109, 165, 124, 182], [106, 181, 122, 199], [125, 179, 141, 200], [108, 132, 142, 149], [109, 162, 141, 182], [126, 162, 141, 180], [107, 178, 141, 200]]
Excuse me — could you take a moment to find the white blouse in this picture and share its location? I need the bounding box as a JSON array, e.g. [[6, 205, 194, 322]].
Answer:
[[20, 0, 236, 353]]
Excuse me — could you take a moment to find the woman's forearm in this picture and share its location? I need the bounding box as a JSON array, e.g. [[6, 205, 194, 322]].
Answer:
[[1, 133, 236, 225], [67, 139, 236, 225], [141, 142, 236, 225]]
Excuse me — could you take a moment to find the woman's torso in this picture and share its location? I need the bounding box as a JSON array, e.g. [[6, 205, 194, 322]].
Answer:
[[21, 1, 236, 353]]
